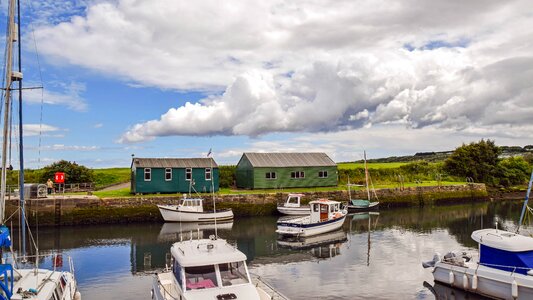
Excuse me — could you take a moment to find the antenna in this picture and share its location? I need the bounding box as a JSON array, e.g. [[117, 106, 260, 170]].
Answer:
[[208, 149, 218, 239]]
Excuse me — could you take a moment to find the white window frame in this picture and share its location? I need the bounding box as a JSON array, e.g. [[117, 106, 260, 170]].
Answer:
[[144, 168, 151, 181], [290, 171, 305, 179], [185, 168, 192, 181], [318, 170, 328, 178], [165, 168, 172, 181], [265, 172, 277, 180], [205, 168, 212, 181]]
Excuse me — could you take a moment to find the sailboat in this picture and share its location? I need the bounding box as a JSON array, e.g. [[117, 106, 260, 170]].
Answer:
[[346, 151, 379, 211], [422, 170, 533, 299], [0, 1, 80, 299]]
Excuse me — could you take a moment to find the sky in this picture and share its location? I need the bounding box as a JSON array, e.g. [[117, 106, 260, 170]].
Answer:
[[1, 0, 532, 168]]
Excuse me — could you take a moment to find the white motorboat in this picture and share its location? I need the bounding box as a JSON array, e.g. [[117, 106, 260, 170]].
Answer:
[[151, 236, 289, 300], [423, 170, 533, 300], [277, 194, 310, 215], [276, 199, 347, 237], [0, 0, 80, 299], [157, 196, 233, 222]]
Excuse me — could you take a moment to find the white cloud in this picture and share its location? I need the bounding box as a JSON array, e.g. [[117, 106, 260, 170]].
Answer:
[[94, 123, 103, 128], [24, 81, 88, 111], [31, 0, 533, 143], [40, 144, 100, 151]]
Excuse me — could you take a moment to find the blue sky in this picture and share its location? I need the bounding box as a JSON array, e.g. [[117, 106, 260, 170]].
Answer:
[[2, 0, 533, 168]]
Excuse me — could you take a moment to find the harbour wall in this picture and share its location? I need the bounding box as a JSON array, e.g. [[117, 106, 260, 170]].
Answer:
[[6, 183, 487, 226]]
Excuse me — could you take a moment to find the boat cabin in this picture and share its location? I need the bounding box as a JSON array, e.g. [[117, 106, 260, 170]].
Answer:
[[282, 194, 305, 208], [309, 199, 342, 223], [472, 229, 533, 275], [169, 238, 259, 298], [178, 196, 205, 213]]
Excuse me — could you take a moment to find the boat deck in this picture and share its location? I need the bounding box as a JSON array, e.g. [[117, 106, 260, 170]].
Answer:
[[252, 276, 290, 300]]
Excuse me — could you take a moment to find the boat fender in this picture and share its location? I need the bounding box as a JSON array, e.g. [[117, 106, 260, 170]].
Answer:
[[472, 274, 478, 290], [449, 271, 454, 285], [462, 274, 468, 290], [28, 288, 38, 294], [74, 291, 81, 300], [512, 279, 518, 298]]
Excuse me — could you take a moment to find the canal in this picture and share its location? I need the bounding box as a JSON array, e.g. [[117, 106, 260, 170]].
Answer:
[[11, 200, 527, 299]]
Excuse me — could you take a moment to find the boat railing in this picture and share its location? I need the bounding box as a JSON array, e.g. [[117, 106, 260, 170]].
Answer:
[[251, 274, 290, 300], [477, 262, 533, 273]]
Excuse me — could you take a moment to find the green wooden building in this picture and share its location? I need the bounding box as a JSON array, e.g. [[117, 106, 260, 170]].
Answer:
[[236, 152, 338, 189], [131, 157, 219, 194]]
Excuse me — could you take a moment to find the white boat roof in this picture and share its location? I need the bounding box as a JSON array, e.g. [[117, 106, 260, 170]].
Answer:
[[171, 238, 247, 267], [471, 229, 533, 252], [288, 193, 304, 197], [11, 269, 66, 300], [309, 199, 340, 205]]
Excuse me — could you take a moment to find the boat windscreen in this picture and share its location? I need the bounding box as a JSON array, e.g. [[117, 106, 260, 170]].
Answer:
[[219, 261, 249, 286], [184, 265, 218, 290]]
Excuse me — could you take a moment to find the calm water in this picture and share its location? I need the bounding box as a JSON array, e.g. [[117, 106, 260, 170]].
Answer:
[[10, 200, 529, 300]]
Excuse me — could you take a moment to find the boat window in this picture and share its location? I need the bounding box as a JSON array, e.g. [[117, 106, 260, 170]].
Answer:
[[205, 168, 212, 181], [173, 260, 183, 288], [313, 204, 319, 212], [144, 168, 151, 181], [288, 197, 299, 204], [165, 168, 172, 181], [219, 261, 249, 286], [185, 168, 192, 181], [184, 265, 218, 290], [320, 204, 328, 213], [318, 171, 328, 178]]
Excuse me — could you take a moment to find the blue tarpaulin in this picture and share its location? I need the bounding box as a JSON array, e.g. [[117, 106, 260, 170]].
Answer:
[[480, 244, 533, 275], [0, 226, 11, 248]]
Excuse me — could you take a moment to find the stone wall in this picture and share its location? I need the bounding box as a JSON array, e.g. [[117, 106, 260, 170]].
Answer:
[[5, 183, 487, 226]]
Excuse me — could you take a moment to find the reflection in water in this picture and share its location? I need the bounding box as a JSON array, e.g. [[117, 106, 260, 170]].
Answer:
[[423, 281, 489, 300], [277, 230, 348, 259], [8, 200, 527, 300]]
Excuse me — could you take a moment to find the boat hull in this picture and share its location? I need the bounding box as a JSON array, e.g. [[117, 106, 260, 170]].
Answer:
[[432, 262, 533, 300], [346, 202, 379, 211], [276, 215, 346, 237], [277, 206, 310, 215], [157, 205, 233, 222]]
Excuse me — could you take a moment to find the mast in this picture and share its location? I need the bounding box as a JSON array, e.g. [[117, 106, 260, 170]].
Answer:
[[364, 151, 370, 202], [517, 170, 533, 233], [16, 0, 26, 257], [1, 0, 18, 225]]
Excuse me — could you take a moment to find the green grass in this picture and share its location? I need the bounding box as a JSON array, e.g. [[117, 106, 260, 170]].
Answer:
[[338, 162, 408, 169], [93, 168, 130, 189]]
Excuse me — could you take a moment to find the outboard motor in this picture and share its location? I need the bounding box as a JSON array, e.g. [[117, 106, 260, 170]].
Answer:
[[422, 252, 441, 268]]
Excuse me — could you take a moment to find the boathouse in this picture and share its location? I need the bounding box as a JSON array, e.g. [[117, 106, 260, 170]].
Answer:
[[131, 157, 219, 194], [236, 152, 338, 189]]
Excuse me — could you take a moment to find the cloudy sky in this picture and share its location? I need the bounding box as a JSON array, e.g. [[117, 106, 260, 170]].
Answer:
[[3, 0, 533, 168]]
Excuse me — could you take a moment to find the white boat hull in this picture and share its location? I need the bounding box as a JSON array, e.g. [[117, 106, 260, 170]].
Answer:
[[277, 206, 310, 215], [157, 205, 233, 222], [432, 262, 533, 300], [276, 215, 346, 237]]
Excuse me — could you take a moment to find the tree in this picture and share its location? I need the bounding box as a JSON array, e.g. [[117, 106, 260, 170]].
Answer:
[[39, 160, 95, 184], [444, 139, 501, 184], [495, 156, 531, 187]]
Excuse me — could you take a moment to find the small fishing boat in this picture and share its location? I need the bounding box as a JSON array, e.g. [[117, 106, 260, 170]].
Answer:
[[423, 170, 533, 300], [276, 199, 347, 237], [277, 193, 310, 215], [151, 236, 289, 300], [346, 151, 379, 211], [157, 196, 233, 222]]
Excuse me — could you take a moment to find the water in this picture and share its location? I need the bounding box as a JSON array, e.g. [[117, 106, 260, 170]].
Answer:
[[11, 200, 528, 300]]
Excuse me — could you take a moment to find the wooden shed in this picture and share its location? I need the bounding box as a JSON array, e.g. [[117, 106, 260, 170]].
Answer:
[[236, 152, 338, 189], [131, 157, 219, 194]]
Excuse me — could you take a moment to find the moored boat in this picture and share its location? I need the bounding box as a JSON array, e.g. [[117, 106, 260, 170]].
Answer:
[[157, 196, 233, 222], [277, 194, 310, 215], [346, 151, 379, 211], [276, 199, 347, 237]]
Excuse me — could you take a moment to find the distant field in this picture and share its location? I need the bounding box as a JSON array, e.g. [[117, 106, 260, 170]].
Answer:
[[338, 162, 408, 169]]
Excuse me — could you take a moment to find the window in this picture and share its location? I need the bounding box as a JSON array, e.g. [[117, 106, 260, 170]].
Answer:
[[185, 168, 192, 181], [219, 261, 249, 286], [205, 168, 212, 181], [318, 171, 328, 178], [290, 171, 305, 179], [185, 265, 218, 290], [313, 204, 319, 212], [265, 172, 277, 179], [165, 168, 172, 181], [144, 168, 151, 181], [173, 260, 183, 288]]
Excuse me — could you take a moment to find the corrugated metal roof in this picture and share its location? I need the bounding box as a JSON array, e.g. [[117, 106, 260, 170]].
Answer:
[[243, 152, 336, 167], [133, 157, 218, 168]]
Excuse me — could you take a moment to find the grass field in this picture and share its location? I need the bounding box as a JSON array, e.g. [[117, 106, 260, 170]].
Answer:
[[93, 168, 130, 189], [338, 162, 408, 169]]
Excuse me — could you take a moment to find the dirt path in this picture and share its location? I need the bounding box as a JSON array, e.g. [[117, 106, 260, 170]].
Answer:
[[100, 182, 130, 191]]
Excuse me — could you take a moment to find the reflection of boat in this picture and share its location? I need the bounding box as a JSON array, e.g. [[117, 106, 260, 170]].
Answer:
[[277, 194, 310, 215], [276, 199, 347, 237], [157, 221, 233, 241], [423, 281, 488, 300], [346, 151, 379, 211], [151, 237, 288, 299], [0, 1, 80, 299], [157, 196, 233, 222], [423, 170, 533, 299], [349, 212, 379, 266], [277, 230, 347, 250]]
